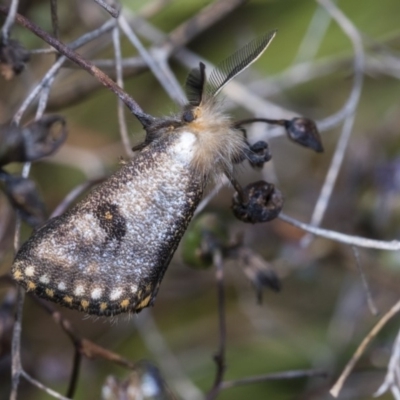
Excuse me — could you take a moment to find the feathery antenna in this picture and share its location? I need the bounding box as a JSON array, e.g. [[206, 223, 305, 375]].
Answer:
[[206, 30, 277, 98]]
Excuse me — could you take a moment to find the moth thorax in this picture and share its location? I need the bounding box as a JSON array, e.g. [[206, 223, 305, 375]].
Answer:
[[181, 102, 246, 179]]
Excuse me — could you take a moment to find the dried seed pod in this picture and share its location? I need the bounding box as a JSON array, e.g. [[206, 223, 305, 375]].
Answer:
[[246, 140, 272, 169], [284, 117, 323, 153], [0, 115, 67, 166], [232, 180, 284, 223], [0, 171, 46, 228], [0, 38, 30, 80]]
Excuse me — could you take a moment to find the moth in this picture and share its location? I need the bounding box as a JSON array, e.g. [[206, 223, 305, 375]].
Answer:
[[11, 31, 277, 316]]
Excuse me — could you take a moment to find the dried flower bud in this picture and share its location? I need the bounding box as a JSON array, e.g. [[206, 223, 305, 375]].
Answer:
[[0, 115, 67, 166], [232, 181, 284, 223], [246, 140, 272, 169], [0, 38, 30, 80], [0, 171, 46, 228], [284, 117, 323, 153]]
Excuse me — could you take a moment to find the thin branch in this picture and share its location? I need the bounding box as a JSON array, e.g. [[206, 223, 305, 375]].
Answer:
[[10, 162, 32, 400], [301, 0, 365, 246], [375, 328, 400, 397], [66, 348, 81, 399], [9, 288, 24, 400], [51, 178, 105, 218], [194, 177, 227, 218], [134, 312, 203, 400], [330, 299, 400, 397], [279, 213, 400, 251], [206, 250, 227, 400], [50, 0, 59, 39], [112, 24, 133, 157], [12, 18, 116, 124], [139, 0, 173, 19], [163, 0, 247, 56], [119, 16, 186, 105], [0, 6, 152, 127], [93, 0, 120, 18], [221, 369, 327, 390], [35, 299, 136, 369], [1, 0, 18, 43], [21, 370, 70, 400], [292, 2, 332, 64]]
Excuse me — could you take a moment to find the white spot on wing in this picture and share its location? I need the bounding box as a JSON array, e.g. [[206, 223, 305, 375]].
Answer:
[[74, 285, 85, 296], [58, 282, 66, 291], [110, 288, 123, 300], [39, 274, 50, 284], [25, 266, 35, 277], [130, 284, 138, 293], [91, 287, 102, 300]]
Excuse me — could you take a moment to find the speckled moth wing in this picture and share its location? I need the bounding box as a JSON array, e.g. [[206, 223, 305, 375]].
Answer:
[[12, 132, 204, 316]]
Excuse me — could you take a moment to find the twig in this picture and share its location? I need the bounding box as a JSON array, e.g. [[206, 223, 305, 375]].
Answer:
[[206, 250, 227, 400], [10, 287, 24, 400], [330, 298, 400, 397], [93, 0, 120, 18], [0, 6, 153, 128], [301, 0, 365, 246], [10, 162, 32, 400], [50, 0, 59, 39], [119, 16, 186, 105], [134, 312, 203, 400], [36, 299, 136, 369], [112, 24, 133, 157], [12, 18, 116, 124], [51, 178, 104, 218], [279, 213, 400, 251], [163, 0, 248, 56], [292, 2, 332, 64], [194, 177, 227, 218], [221, 369, 327, 390], [66, 348, 81, 399], [139, 0, 173, 19], [1, 0, 18, 43], [375, 328, 400, 398], [351, 246, 378, 316], [21, 370, 70, 400]]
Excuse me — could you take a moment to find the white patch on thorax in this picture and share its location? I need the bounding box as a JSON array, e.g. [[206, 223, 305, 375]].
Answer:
[[172, 131, 196, 163]]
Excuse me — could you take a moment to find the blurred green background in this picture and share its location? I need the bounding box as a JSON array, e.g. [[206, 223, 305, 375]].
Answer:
[[2, 0, 400, 399]]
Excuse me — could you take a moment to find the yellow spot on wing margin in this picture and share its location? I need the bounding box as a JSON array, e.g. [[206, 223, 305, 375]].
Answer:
[[13, 270, 22, 281], [81, 300, 89, 310], [100, 302, 108, 312], [120, 299, 129, 309], [137, 295, 151, 310], [45, 289, 54, 297], [27, 281, 36, 291], [63, 296, 73, 304]]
